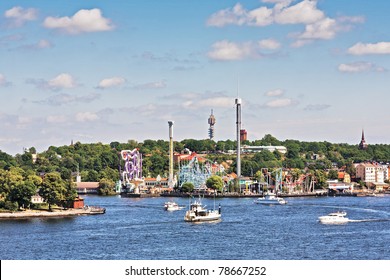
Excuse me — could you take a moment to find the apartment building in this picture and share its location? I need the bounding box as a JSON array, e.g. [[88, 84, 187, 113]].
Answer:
[[355, 163, 385, 183]]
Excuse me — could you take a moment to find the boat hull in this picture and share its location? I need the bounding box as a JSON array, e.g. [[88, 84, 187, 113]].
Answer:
[[184, 211, 221, 222], [318, 212, 349, 224], [318, 217, 349, 224], [164, 202, 181, 211], [255, 198, 287, 205]]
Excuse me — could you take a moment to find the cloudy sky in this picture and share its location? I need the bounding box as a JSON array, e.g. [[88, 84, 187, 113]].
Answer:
[[1, 0, 389, 155]]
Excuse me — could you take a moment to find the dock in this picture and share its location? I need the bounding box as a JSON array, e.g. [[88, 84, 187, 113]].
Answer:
[[0, 206, 105, 219]]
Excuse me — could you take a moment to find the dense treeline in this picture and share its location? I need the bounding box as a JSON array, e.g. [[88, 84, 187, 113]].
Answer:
[[1, 135, 390, 209], [2, 134, 390, 182]]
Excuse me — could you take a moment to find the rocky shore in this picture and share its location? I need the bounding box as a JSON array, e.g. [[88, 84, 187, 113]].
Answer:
[[0, 206, 105, 219]]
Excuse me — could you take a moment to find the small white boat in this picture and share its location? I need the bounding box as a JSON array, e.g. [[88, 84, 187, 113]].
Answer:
[[319, 211, 349, 224], [164, 201, 180, 211], [184, 198, 221, 222], [255, 192, 287, 205]]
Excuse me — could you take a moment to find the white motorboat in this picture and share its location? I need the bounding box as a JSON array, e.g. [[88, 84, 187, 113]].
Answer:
[[164, 201, 180, 211], [184, 198, 221, 222], [318, 211, 349, 224], [255, 192, 287, 205]]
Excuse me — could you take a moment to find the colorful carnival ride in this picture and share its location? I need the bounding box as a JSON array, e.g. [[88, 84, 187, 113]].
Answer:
[[121, 148, 143, 193]]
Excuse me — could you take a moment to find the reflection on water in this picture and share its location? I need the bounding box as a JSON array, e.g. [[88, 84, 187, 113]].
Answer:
[[1, 195, 390, 260]]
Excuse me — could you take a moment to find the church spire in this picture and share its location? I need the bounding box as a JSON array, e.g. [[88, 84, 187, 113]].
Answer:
[[359, 129, 368, 150]]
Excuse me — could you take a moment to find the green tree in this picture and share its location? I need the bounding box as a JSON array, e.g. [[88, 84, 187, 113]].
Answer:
[[39, 172, 68, 210], [9, 181, 37, 209], [97, 178, 116, 196], [313, 170, 328, 189], [227, 178, 240, 192], [328, 170, 339, 180], [181, 182, 195, 193], [148, 154, 168, 177], [206, 175, 224, 192]]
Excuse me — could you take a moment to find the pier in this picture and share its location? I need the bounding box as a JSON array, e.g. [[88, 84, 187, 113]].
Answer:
[[0, 206, 105, 219]]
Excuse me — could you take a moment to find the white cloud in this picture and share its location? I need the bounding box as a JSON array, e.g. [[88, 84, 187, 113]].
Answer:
[[304, 104, 331, 111], [297, 17, 337, 40], [265, 98, 293, 108], [47, 73, 77, 90], [97, 77, 126, 89], [247, 6, 274, 26], [43, 9, 114, 34], [262, 0, 293, 4], [208, 1, 363, 47], [265, 89, 284, 97], [338, 62, 386, 73], [164, 92, 234, 110], [4, 6, 38, 26], [37, 39, 53, 49], [291, 15, 364, 46], [208, 39, 282, 61], [33, 93, 100, 106], [207, 0, 324, 27], [290, 39, 313, 48], [207, 3, 250, 27], [347, 42, 390, 55], [75, 112, 99, 122], [133, 81, 167, 90], [258, 39, 281, 50], [274, 0, 325, 25], [208, 40, 261, 61], [197, 97, 234, 108], [46, 115, 67, 123], [0, 74, 11, 87]]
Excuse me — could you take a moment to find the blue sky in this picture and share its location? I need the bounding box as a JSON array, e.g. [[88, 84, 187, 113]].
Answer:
[[1, 0, 390, 155]]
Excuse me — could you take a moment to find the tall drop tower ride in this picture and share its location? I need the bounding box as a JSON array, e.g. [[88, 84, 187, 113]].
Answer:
[[208, 109, 216, 140], [235, 98, 241, 179], [168, 121, 174, 188]]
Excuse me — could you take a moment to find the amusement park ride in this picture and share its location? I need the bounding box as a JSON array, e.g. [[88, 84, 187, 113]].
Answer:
[[177, 156, 217, 190], [120, 148, 143, 193], [258, 168, 316, 194], [118, 147, 218, 194]]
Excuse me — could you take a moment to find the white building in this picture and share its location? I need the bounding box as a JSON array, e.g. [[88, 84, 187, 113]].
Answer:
[[241, 145, 287, 154], [327, 180, 354, 192], [31, 194, 44, 204], [356, 163, 384, 184]]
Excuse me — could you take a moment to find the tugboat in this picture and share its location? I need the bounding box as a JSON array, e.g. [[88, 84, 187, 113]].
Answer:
[[184, 197, 221, 222]]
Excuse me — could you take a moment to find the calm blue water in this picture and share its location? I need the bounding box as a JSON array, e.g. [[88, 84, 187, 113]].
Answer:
[[1, 195, 390, 260]]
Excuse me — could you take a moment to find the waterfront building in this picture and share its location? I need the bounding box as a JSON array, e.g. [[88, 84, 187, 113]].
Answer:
[[73, 197, 85, 209], [241, 145, 287, 154], [144, 177, 169, 188], [338, 172, 351, 183], [75, 182, 99, 194], [31, 194, 44, 204], [355, 162, 384, 184], [327, 180, 354, 194]]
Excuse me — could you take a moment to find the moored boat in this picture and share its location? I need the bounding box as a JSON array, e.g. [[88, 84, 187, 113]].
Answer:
[[255, 192, 287, 205]]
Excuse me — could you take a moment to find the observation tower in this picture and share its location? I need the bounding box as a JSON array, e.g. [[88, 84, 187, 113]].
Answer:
[[208, 109, 216, 140]]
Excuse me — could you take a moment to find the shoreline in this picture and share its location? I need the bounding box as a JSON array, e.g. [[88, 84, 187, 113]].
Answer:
[[125, 192, 330, 198], [0, 206, 105, 219]]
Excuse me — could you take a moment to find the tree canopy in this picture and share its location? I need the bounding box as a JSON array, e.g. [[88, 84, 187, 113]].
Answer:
[[1, 134, 390, 208]]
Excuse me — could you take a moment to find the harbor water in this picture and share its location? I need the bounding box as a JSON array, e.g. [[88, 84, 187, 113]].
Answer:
[[1, 195, 390, 260]]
